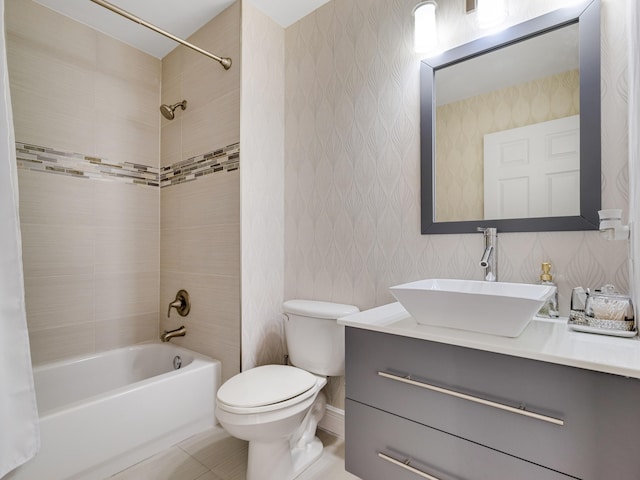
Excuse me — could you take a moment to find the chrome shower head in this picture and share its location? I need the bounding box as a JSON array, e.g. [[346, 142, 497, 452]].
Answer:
[[160, 100, 187, 120]]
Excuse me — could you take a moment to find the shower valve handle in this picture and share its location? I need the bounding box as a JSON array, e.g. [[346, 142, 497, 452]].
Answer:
[[167, 290, 191, 318], [167, 299, 182, 317]]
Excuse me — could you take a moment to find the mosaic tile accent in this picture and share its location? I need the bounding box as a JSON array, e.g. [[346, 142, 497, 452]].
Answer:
[[160, 142, 240, 188], [14, 142, 241, 188], [15, 142, 160, 186]]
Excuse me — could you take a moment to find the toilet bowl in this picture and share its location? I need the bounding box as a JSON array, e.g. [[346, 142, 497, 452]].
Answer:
[[216, 365, 327, 480], [215, 300, 359, 480]]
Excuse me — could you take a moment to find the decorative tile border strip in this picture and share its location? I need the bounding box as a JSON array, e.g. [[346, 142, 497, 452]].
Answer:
[[160, 142, 240, 188], [15, 142, 160, 186], [14, 141, 240, 188]]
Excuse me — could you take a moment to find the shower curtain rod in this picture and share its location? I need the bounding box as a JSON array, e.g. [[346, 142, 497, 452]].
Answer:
[[89, 0, 232, 70]]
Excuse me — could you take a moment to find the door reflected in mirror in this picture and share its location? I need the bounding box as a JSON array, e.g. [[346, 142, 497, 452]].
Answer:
[[434, 24, 579, 223]]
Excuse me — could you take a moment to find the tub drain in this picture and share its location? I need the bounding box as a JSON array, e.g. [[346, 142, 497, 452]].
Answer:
[[173, 355, 182, 370]]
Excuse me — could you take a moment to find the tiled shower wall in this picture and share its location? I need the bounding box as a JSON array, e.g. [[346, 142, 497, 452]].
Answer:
[[8, 0, 242, 372], [284, 0, 629, 409], [160, 2, 241, 383], [7, 0, 161, 364]]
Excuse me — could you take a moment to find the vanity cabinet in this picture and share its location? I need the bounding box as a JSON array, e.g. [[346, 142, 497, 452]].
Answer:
[[345, 327, 640, 480]]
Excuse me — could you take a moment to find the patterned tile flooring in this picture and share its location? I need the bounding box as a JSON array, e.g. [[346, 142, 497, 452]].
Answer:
[[110, 427, 360, 480]]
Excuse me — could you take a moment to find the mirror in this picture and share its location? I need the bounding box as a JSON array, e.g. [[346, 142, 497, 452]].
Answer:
[[421, 0, 601, 234]]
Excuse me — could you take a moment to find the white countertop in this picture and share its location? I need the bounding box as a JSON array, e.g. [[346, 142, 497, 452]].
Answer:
[[338, 302, 640, 379]]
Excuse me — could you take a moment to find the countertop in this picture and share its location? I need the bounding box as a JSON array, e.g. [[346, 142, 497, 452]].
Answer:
[[338, 302, 640, 379]]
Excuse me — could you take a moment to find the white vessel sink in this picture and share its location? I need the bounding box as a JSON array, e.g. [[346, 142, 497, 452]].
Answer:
[[389, 279, 556, 337]]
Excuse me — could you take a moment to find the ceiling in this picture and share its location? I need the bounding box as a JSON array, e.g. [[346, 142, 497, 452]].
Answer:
[[33, 0, 331, 59], [436, 23, 580, 106]]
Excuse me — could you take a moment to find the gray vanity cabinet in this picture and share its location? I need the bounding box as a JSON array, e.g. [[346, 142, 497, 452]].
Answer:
[[345, 399, 573, 480], [344, 327, 640, 480]]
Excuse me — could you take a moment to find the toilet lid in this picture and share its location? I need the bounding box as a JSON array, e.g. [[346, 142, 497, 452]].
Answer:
[[283, 299, 359, 319], [217, 365, 317, 408]]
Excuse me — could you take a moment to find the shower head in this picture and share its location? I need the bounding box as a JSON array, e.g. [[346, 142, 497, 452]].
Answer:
[[160, 100, 187, 120]]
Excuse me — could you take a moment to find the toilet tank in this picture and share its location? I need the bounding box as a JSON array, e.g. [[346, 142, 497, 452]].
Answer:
[[283, 300, 359, 377]]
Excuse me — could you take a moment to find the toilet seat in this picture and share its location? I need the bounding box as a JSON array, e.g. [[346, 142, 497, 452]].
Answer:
[[217, 365, 322, 415]]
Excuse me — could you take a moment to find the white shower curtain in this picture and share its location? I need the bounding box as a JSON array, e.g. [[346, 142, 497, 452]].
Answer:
[[630, 0, 640, 318], [0, 0, 40, 477]]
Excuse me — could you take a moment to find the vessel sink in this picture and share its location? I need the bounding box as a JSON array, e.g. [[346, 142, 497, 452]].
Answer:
[[389, 279, 555, 337]]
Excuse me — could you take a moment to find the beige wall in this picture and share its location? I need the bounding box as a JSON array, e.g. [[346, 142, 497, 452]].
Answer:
[[7, 0, 161, 364], [160, 4, 240, 168], [160, 2, 241, 382], [435, 69, 580, 222], [239, 3, 286, 371], [284, 0, 629, 409]]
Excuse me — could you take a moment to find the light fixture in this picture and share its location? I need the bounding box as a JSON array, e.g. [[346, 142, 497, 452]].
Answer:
[[475, 0, 508, 29], [413, 1, 438, 54]]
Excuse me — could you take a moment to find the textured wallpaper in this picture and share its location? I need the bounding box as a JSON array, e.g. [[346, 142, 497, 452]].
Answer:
[[284, 0, 629, 409], [240, 3, 286, 371], [435, 69, 579, 222]]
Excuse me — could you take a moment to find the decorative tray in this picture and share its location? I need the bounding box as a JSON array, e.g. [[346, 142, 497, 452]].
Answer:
[[568, 311, 637, 338]]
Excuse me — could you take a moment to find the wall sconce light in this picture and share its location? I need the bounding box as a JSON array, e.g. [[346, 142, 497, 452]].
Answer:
[[468, 0, 508, 29], [413, 1, 438, 53]]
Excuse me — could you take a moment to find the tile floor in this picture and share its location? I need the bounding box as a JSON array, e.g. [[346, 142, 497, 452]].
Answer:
[[110, 427, 360, 480]]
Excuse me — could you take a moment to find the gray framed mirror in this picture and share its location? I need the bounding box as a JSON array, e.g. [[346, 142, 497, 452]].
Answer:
[[421, 0, 600, 234]]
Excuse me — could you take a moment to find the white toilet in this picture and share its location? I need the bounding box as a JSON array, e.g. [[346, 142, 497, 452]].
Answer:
[[215, 300, 359, 480]]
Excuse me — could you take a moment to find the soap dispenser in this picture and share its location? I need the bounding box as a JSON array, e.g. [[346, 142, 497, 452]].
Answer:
[[537, 262, 559, 318]]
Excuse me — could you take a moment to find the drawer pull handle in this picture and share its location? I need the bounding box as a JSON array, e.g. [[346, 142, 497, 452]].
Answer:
[[378, 452, 441, 480], [378, 371, 564, 426]]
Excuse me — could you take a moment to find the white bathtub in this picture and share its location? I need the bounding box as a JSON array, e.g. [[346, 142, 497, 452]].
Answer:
[[6, 343, 220, 480]]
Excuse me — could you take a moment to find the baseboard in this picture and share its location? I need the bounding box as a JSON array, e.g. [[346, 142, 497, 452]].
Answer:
[[318, 405, 344, 439]]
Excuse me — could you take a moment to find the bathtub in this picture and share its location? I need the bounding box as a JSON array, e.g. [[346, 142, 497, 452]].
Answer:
[[6, 343, 220, 480]]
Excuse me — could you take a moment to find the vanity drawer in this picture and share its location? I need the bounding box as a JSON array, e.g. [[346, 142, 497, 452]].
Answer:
[[345, 327, 640, 480], [345, 399, 573, 480]]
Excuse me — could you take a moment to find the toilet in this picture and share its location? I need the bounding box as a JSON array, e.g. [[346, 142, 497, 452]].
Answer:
[[215, 300, 359, 480]]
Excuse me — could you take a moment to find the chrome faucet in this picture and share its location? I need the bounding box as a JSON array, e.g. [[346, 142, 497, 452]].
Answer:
[[161, 325, 186, 342], [477, 227, 497, 282]]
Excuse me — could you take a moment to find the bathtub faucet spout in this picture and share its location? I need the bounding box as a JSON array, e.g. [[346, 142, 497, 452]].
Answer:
[[161, 325, 186, 342]]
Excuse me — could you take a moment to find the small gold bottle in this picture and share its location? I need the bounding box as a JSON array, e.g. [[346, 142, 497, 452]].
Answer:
[[537, 262, 559, 318]]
